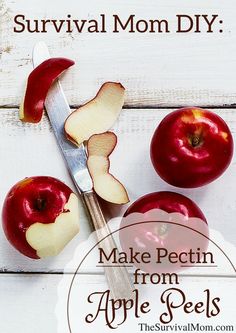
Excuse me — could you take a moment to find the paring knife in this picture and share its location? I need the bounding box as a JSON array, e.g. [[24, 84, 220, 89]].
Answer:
[[32, 42, 134, 299]]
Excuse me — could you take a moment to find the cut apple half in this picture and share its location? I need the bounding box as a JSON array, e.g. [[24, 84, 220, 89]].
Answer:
[[2, 176, 80, 259], [26, 193, 80, 258], [64, 82, 125, 146], [87, 132, 129, 205]]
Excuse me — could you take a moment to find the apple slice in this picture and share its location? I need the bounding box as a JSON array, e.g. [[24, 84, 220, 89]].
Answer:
[[87, 132, 129, 204], [20, 58, 74, 123], [64, 82, 125, 146]]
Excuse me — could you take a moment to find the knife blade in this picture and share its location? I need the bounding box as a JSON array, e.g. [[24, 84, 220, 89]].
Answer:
[[32, 42, 134, 299], [32, 42, 92, 193]]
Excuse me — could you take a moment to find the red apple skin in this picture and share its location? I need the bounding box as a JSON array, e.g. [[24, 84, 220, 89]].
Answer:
[[150, 107, 234, 188], [2, 176, 73, 259], [21, 58, 74, 123], [123, 191, 207, 222], [120, 192, 208, 273]]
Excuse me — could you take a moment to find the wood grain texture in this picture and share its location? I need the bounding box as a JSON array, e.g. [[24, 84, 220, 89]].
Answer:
[[0, 274, 58, 333], [1, 1, 236, 331], [0, 108, 235, 273], [1, 0, 236, 107]]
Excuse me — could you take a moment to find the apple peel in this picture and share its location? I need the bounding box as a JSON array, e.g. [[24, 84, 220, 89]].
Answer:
[[64, 82, 125, 146], [19, 57, 74, 123], [87, 132, 129, 205]]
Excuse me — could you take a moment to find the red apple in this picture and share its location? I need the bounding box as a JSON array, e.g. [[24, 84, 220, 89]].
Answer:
[[2, 176, 80, 259], [119, 191, 208, 273], [123, 191, 207, 220], [150, 107, 233, 188]]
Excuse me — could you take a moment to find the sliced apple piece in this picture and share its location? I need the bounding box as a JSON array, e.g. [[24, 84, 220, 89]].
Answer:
[[20, 58, 74, 123], [87, 132, 129, 204], [65, 82, 125, 146]]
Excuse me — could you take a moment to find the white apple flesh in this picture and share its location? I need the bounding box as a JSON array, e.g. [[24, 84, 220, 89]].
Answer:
[[64, 82, 125, 146]]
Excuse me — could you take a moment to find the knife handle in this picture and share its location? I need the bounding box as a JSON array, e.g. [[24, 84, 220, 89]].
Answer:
[[82, 190, 134, 300]]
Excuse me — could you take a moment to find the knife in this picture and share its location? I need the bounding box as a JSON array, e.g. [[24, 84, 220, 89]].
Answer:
[[32, 42, 134, 299]]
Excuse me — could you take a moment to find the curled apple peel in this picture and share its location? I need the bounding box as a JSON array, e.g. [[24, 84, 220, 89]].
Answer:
[[64, 82, 125, 146], [87, 132, 129, 204], [19, 57, 74, 123]]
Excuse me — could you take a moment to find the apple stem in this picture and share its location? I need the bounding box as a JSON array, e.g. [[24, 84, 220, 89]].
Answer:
[[159, 223, 168, 236], [36, 198, 46, 211], [191, 135, 201, 147]]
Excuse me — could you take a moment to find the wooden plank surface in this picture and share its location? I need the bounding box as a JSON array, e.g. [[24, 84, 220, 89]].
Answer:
[[0, 274, 58, 333], [0, 108, 235, 273], [1, 1, 236, 331], [1, 0, 236, 107]]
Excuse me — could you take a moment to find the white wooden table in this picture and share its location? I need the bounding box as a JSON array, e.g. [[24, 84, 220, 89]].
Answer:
[[1, 1, 236, 332]]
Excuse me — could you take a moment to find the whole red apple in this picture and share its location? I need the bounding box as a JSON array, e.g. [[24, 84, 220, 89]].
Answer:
[[2, 176, 80, 259], [119, 191, 208, 273], [150, 107, 233, 188]]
